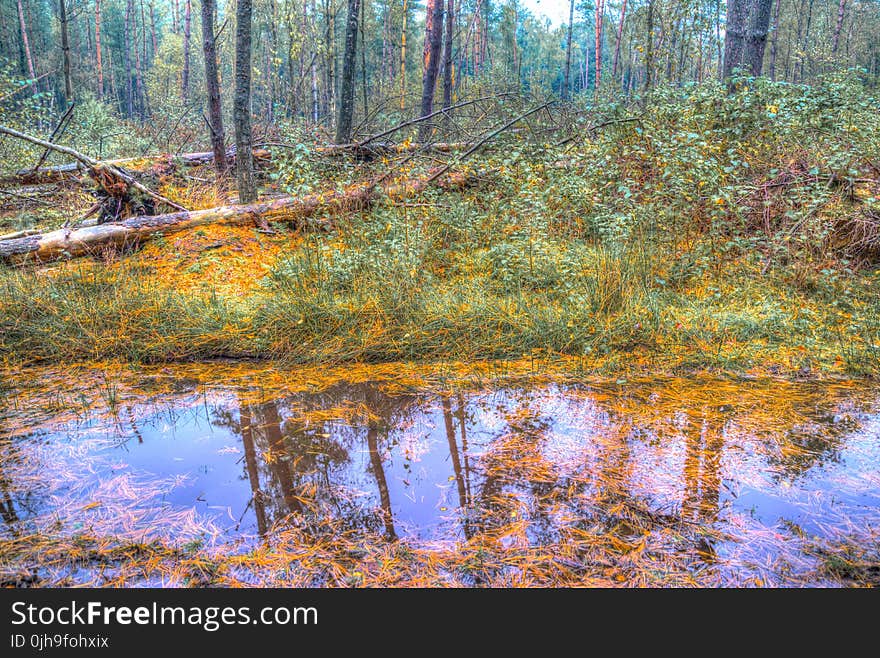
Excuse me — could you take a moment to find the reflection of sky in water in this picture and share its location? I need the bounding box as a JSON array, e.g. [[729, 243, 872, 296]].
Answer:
[[2, 378, 879, 583]]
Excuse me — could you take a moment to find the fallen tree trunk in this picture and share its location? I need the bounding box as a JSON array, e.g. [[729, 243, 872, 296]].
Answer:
[[0, 141, 467, 187], [0, 169, 473, 265], [0, 148, 272, 187], [0, 124, 186, 217]]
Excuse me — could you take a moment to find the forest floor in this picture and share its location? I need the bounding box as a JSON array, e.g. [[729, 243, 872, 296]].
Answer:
[[1, 77, 879, 377], [2, 77, 880, 588]]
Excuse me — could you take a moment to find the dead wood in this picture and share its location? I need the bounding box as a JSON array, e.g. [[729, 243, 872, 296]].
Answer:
[[0, 168, 474, 265]]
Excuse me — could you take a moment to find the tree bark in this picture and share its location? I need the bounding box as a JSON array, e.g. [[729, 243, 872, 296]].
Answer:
[[744, 0, 774, 76], [201, 0, 228, 176], [769, 0, 781, 80], [234, 0, 257, 203], [594, 0, 605, 89], [644, 0, 654, 92], [182, 0, 192, 101], [335, 0, 361, 144], [148, 0, 158, 55], [831, 0, 846, 55], [59, 0, 73, 102], [417, 0, 444, 142], [15, 0, 35, 82], [95, 0, 104, 99], [722, 0, 749, 80], [0, 169, 473, 265], [562, 0, 574, 99], [124, 0, 134, 116], [400, 0, 408, 111], [611, 0, 627, 81], [441, 0, 454, 112], [133, 4, 147, 116]]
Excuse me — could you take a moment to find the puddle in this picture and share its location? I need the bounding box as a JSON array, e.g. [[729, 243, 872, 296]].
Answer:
[[1, 366, 879, 586]]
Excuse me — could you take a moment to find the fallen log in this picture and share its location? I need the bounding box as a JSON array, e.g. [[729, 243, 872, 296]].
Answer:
[[0, 124, 186, 219], [0, 169, 473, 265], [0, 148, 272, 187]]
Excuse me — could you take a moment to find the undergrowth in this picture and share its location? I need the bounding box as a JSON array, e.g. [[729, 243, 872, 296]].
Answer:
[[1, 75, 878, 374]]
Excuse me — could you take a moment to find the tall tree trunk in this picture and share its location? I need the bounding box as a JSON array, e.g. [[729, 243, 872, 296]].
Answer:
[[400, 0, 408, 110], [148, 0, 158, 55], [644, 0, 653, 92], [182, 0, 192, 101], [139, 0, 147, 67], [441, 0, 454, 112], [201, 0, 228, 175], [59, 0, 73, 102], [769, 0, 781, 79], [335, 0, 361, 144], [15, 0, 35, 81], [611, 0, 627, 81], [744, 0, 774, 76], [562, 0, 574, 99], [124, 0, 134, 116], [831, 0, 846, 55], [95, 0, 103, 99], [795, 0, 814, 81], [234, 0, 257, 204], [417, 0, 444, 142], [360, 0, 368, 118], [722, 0, 748, 80], [134, 7, 147, 116], [594, 0, 605, 89]]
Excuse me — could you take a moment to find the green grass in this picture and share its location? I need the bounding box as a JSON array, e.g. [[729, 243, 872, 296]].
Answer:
[[1, 75, 879, 374]]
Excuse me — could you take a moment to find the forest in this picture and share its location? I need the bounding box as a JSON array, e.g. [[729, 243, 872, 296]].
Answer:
[[0, 0, 878, 589]]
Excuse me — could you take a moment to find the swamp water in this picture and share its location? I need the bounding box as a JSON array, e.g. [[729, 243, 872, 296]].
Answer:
[[1, 364, 878, 586]]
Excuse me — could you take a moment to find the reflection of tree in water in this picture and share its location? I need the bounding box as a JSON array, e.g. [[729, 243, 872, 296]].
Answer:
[[214, 383, 423, 537], [472, 391, 558, 545], [766, 397, 870, 481], [0, 434, 47, 537], [209, 378, 878, 566]]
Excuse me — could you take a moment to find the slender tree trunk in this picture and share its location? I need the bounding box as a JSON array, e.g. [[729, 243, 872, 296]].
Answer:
[[201, 0, 227, 175], [182, 0, 192, 100], [59, 0, 73, 102], [148, 0, 158, 56], [831, 0, 846, 55], [644, 0, 653, 92], [134, 7, 147, 116], [611, 0, 627, 81], [442, 0, 454, 112], [769, 0, 781, 79], [124, 0, 134, 116], [322, 0, 335, 121], [95, 0, 103, 99], [139, 0, 147, 67], [400, 0, 408, 110], [594, 0, 605, 89], [666, 14, 679, 81], [335, 0, 361, 144], [562, 0, 574, 99], [722, 0, 748, 80], [234, 0, 257, 203], [360, 0, 368, 118], [744, 0, 774, 76], [417, 0, 444, 142], [714, 0, 723, 75], [796, 0, 814, 81], [15, 0, 35, 81]]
